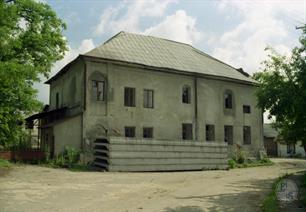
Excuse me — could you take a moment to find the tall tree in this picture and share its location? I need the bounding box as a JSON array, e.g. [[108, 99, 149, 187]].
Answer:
[[254, 25, 306, 153], [0, 0, 67, 147]]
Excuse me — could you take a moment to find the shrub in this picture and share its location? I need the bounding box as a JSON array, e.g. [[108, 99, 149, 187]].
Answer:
[[228, 159, 236, 169]]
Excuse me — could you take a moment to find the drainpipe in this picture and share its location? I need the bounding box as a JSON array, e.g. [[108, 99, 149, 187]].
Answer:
[[194, 76, 198, 141]]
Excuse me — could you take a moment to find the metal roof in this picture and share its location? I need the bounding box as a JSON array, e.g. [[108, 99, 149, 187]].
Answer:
[[85, 31, 256, 83]]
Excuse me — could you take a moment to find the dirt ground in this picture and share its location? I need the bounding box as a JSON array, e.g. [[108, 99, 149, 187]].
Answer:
[[0, 158, 305, 212]]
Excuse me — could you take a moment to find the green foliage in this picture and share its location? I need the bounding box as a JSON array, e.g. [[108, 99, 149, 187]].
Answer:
[[254, 25, 306, 151], [0, 159, 11, 168], [228, 159, 236, 169], [46, 146, 80, 168], [0, 0, 67, 147]]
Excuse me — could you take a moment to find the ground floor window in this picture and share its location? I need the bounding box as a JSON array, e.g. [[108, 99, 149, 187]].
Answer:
[[206, 124, 215, 141], [182, 123, 193, 140], [143, 127, 153, 138], [125, 126, 135, 138], [224, 125, 233, 145], [243, 126, 251, 144]]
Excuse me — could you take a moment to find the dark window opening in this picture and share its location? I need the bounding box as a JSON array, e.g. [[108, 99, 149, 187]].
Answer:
[[224, 92, 233, 109], [144, 89, 154, 108], [124, 87, 136, 107], [92, 80, 105, 101], [182, 86, 191, 104], [56, 92, 59, 109], [287, 143, 296, 154], [224, 125, 233, 145], [243, 105, 251, 113], [182, 123, 193, 140], [243, 126, 251, 144], [143, 127, 153, 138], [206, 125, 215, 141], [125, 127, 135, 138]]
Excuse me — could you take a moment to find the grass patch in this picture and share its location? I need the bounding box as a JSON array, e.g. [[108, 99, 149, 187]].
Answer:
[[228, 158, 274, 169], [0, 159, 11, 168]]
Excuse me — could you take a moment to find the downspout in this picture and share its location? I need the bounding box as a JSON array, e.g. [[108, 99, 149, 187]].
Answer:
[[194, 76, 198, 141], [81, 58, 87, 152]]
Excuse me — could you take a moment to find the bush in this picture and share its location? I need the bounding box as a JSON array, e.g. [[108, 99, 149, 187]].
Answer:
[[0, 159, 11, 168], [45, 146, 80, 168], [228, 159, 236, 169]]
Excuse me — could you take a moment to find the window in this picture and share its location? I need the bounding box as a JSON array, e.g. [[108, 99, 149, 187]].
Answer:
[[125, 127, 135, 138], [224, 125, 233, 145], [224, 91, 233, 109], [243, 126, 251, 144], [243, 105, 251, 113], [206, 125, 215, 141], [143, 127, 153, 138], [143, 89, 154, 108], [287, 143, 296, 154], [124, 87, 136, 107], [182, 123, 193, 140], [182, 86, 191, 104], [92, 80, 105, 101], [56, 92, 59, 109]]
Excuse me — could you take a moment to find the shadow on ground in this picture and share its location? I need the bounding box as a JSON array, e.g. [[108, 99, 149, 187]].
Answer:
[[166, 178, 276, 212]]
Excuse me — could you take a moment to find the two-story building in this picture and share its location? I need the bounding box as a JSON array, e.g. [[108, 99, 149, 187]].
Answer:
[[26, 32, 264, 171]]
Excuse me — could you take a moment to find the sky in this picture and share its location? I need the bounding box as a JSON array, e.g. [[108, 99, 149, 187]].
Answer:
[[35, 0, 306, 107]]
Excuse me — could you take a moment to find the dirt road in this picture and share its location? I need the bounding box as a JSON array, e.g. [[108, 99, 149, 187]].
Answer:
[[0, 158, 305, 212]]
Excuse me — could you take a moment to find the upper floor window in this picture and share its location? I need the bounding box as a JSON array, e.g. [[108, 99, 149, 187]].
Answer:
[[143, 127, 153, 138], [243, 126, 251, 145], [182, 123, 193, 140], [143, 89, 154, 108], [182, 86, 191, 104], [243, 105, 251, 113], [124, 87, 135, 107], [206, 124, 215, 141], [224, 90, 233, 109], [125, 126, 135, 138], [92, 80, 105, 101]]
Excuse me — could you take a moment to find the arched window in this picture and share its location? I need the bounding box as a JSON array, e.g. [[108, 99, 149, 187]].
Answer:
[[224, 90, 233, 109], [89, 71, 107, 102]]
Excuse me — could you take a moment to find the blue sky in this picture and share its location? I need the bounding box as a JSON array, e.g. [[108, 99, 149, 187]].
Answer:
[[36, 0, 306, 104]]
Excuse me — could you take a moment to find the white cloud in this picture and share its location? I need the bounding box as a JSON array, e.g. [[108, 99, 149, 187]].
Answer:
[[143, 10, 202, 44], [34, 39, 95, 104], [94, 0, 176, 35], [212, 0, 306, 74]]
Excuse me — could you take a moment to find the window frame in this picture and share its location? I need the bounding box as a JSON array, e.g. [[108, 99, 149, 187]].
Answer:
[[182, 123, 193, 140], [182, 86, 191, 104], [224, 125, 233, 145], [206, 124, 215, 141], [143, 89, 154, 108], [124, 87, 136, 107], [125, 126, 135, 138], [243, 105, 251, 114], [92, 80, 105, 101], [243, 126, 251, 145], [143, 127, 153, 139]]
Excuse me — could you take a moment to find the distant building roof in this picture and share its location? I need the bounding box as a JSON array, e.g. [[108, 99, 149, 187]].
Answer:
[[47, 31, 257, 84], [264, 124, 279, 138]]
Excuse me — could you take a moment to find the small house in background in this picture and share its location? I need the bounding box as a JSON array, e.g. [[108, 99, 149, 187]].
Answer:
[[26, 32, 265, 171], [264, 124, 305, 158]]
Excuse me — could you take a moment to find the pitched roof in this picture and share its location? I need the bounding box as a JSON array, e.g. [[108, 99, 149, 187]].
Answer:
[[84, 31, 256, 84]]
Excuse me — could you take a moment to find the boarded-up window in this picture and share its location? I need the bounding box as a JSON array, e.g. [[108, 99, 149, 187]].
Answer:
[[243, 126, 251, 144], [124, 87, 135, 107], [143, 127, 153, 138], [182, 86, 191, 104], [206, 125, 215, 141], [182, 123, 193, 140], [224, 91, 233, 109], [224, 125, 233, 145], [143, 89, 154, 108], [243, 105, 251, 113], [92, 80, 105, 101], [125, 127, 135, 138]]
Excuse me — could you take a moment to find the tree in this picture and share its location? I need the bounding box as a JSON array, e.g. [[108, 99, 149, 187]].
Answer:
[[0, 0, 67, 147], [254, 25, 306, 153]]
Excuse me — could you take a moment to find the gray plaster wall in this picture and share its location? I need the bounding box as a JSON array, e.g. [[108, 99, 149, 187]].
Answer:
[[83, 59, 263, 157], [53, 115, 82, 155]]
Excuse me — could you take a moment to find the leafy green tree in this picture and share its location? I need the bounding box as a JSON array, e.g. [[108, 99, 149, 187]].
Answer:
[[254, 25, 306, 153], [0, 0, 67, 147]]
